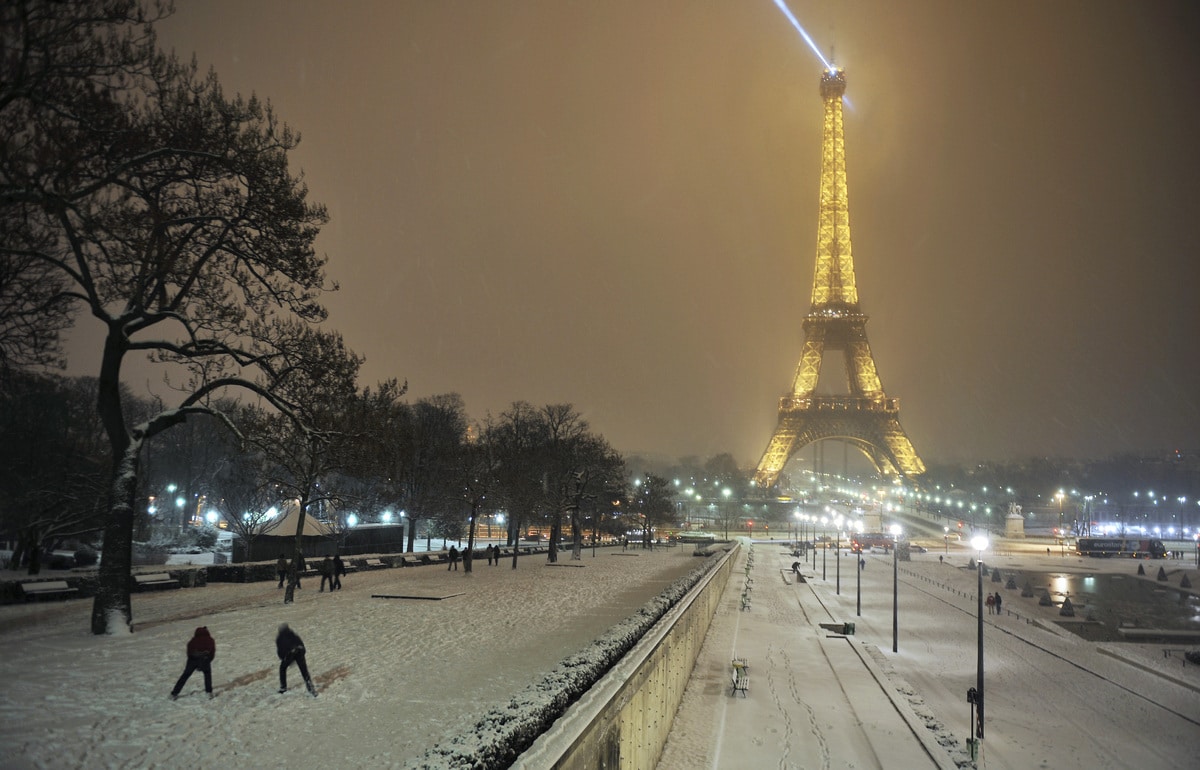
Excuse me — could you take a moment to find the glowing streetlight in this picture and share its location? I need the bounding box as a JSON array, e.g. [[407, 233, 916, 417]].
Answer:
[[890, 523, 902, 653], [969, 533, 990, 751], [1055, 489, 1066, 556], [820, 516, 829, 581]]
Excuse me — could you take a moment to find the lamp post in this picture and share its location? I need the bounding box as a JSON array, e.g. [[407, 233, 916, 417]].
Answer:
[[835, 522, 842, 595], [890, 523, 901, 653], [821, 517, 828, 581], [1055, 489, 1066, 556], [856, 544, 862, 616], [944, 526, 950, 554], [970, 534, 989, 746]]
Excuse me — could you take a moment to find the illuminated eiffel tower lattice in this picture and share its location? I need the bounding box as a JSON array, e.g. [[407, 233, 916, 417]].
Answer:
[[754, 66, 924, 490]]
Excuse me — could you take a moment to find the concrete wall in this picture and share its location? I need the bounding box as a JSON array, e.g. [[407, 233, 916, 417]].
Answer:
[[513, 544, 737, 769]]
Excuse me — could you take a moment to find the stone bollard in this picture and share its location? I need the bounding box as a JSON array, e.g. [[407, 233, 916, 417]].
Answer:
[[1060, 597, 1075, 617], [1006, 576, 1018, 590], [1021, 581, 1035, 597], [992, 568, 1003, 583], [1039, 589, 1054, 606], [1181, 574, 1192, 589], [1137, 563, 1145, 576], [1156, 566, 1168, 582]]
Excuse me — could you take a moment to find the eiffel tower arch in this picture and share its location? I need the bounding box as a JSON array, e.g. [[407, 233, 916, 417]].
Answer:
[[754, 66, 924, 490]]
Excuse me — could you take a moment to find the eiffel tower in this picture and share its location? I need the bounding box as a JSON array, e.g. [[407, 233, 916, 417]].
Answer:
[[754, 66, 924, 490]]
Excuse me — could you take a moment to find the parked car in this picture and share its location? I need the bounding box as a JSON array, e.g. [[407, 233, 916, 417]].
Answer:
[[909, 543, 929, 553]]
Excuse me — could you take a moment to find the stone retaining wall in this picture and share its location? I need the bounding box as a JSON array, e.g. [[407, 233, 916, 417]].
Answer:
[[512, 543, 737, 769]]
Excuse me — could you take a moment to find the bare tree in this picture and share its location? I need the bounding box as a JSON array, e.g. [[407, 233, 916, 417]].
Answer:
[[238, 329, 364, 604], [0, 372, 113, 572], [2, 2, 341, 633]]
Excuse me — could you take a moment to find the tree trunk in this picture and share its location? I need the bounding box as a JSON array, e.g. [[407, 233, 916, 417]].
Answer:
[[464, 503, 478, 574], [509, 515, 520, 569], [284, 494, 310, 605], [548, 510, 560, 563], [570, 507, 582, 560], [91, 445, 140, 634]]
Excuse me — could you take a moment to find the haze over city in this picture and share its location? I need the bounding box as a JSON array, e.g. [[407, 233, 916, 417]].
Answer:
[[64, 0, 1200, 468]]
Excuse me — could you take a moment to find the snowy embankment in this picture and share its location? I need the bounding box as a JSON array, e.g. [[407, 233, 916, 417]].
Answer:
[[0, 546, 705, 769]]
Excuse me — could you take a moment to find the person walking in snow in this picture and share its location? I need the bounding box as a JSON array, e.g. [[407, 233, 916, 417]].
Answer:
[[485, 544, 494, 566], [170, 626, 216, 700], [293, 553, 307, 589], [276, 623, 316, 696], [447, 545, 460, 571], [332, 554, 345, 590], [276, 553, 288, 588], [985, 594, 995, 615], [993, 592, 1002, 614], [319, 555, 334, 592]]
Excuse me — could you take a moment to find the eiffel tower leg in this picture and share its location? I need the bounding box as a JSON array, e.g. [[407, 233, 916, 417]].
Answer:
[[754, 423, 799, 489]]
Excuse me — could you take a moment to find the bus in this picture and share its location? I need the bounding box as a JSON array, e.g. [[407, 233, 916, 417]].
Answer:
[[1074, 538, 1166, 559], [850, 533, 897, 552]]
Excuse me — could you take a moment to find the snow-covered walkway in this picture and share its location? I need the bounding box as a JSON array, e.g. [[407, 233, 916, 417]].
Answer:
[[659, 543, 1200, 769]]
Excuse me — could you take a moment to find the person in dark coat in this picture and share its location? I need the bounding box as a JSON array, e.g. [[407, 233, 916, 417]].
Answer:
[[319, 556, 333, 592], [485, 544, 494, 566], [993, 592, 1003, 614], [276, 623, 316, 696], [332, 554, 345, 590], [276, 553, 288, 588], [447, 545, 459, 571], [171, 626, 216, 700]]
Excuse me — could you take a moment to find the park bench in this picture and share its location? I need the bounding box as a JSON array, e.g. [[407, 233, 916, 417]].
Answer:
[[425, 552, 448, 565], [362, 558, 387, 569], [730, 658, 750, 697], [133, 573, 180, 590], [20, 580, 78, 601]]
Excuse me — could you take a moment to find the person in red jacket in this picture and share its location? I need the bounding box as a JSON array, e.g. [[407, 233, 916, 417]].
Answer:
[[170, 626, 216, 700]]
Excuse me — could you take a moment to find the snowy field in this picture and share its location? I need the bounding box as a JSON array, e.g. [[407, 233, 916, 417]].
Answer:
[[0, 547, 700, 769]]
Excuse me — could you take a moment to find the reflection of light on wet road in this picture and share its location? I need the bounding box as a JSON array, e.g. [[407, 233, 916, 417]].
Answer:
[[1053, 575, 1070, 596]]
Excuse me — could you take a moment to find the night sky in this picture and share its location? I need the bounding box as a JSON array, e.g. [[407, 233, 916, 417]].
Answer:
[[72, 1, 1200, 468]]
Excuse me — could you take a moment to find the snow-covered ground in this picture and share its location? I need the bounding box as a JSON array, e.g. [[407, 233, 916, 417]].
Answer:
[[5, 542, 1198, 769], [0, 546, 700, 769], [659, 542, 1200, 769]]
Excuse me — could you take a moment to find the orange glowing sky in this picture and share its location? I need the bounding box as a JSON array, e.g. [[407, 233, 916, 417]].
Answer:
[[67, 0, 1200, 468]]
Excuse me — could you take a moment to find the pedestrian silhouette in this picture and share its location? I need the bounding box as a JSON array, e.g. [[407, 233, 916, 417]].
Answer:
[[332, 554, 345, 590], [319, 556, 334, 592], [170, 626, 215, 700], [276, 623, 316, 696]]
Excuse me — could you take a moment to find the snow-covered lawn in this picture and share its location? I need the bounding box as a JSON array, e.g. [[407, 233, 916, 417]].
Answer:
[[0, 547, 700, 769]]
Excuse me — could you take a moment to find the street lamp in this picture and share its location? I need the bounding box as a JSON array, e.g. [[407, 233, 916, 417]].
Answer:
[[820, 516, 828, 581], [1055, 489, 1066, 556], [855, 542, 862, 617], [944, 526, 950, 554], [970, 533, 989, 746], [890, 523, 901, 653], [835, 517, 842, 596]]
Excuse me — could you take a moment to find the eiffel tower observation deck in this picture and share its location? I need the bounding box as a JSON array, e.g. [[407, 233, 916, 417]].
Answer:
[[754, 66, 924, 490]]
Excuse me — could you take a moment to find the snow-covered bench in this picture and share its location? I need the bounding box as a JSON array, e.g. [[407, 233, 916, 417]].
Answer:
[[730, 659, 749, 697], [362, 558, 387, 569], [21, 580, 78, 601], [134, 573, 179, 590]]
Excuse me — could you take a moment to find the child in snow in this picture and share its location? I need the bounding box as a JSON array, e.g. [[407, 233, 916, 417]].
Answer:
[[276, 623, 317, 696], [170, 626, 216, 700]]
